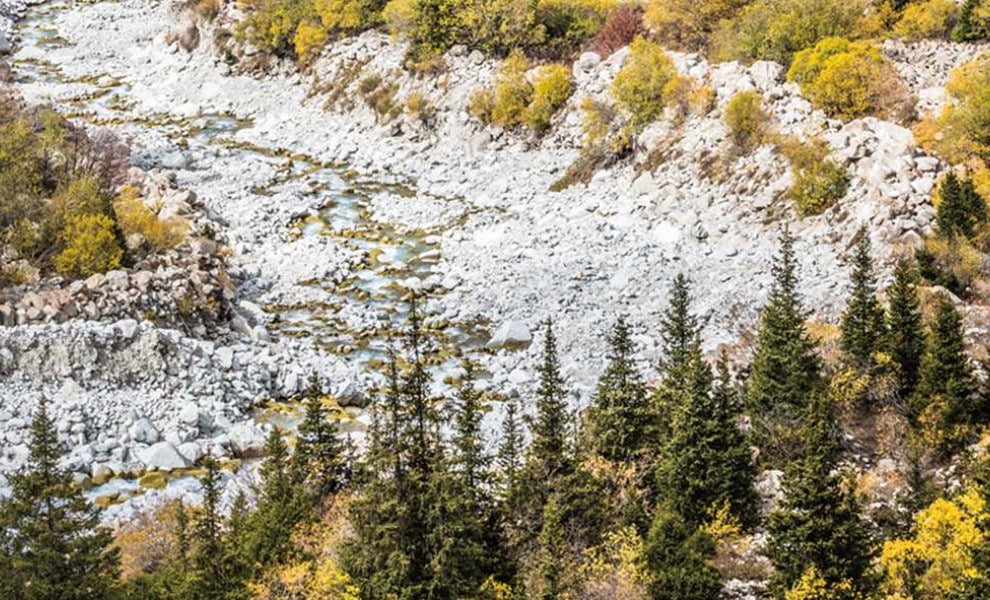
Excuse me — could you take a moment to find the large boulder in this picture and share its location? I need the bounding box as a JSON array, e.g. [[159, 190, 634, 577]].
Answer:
[[227, 423, 267, 458], [486, 321, 532, 350], [140, 442, 190, 472], [129, 418, 160, 444]]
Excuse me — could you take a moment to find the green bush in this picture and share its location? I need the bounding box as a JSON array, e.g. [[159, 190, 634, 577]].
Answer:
[[54, 214, 123, 278], [533, 0, 619, 58], [711, 0, 867, 66], [237, 0, 314, 57], [953, 0, 990, 41], [611, 36, 676, 129], [725, 90, 769, 153], [782, 138, 849, 216], [491, 50, 534, 127], [894, 0, 958, 40], [787, 38, 908, 120], [524, 63, 574, 131]]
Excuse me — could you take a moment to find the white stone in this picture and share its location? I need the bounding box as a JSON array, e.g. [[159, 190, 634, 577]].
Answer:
[[140, 442, 190, 472], [487, 321, 532, 349]]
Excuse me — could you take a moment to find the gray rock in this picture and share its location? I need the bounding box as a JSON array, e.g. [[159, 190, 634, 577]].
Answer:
[[129, 418, 160, 444], [140, 442, 190, 472], [749, 61, 785, 91], [227, 423, 267, 458], [177, 441, 203, 464], [0, 32, 10, 56], [487, 320, 532, 350]]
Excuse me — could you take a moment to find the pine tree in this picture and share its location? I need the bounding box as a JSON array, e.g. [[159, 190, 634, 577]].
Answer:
[[643, 505, 722, 600], [534, 496, 570, 600], [0, 397, 120, 600], [658, 352, 759, 529], [529, 320, 574, 485], [886, 259, 926, 399], [766, 394, 875, 598], [911, 293, 980, 442], [936, 171, 988, 238], [746, 228, 822, 423], [497, 397, 524, 492], [953, 1, 990, 44], [587, 316, 653, 464], [245, 430, 310, 569], [189, 453, 243, 599], [659, 273, 703, 385], [294, 373, 348, 500], [840, 233, 887, 368]]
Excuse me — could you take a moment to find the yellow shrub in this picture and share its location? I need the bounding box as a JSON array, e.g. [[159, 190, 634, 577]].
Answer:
[[381, 0, 417, 37], [54, 214, 122, 277], [294, 20, 328, 64], [930, 56, 990, 164], [405, 91, 437, 126], [781, 137, 849, 216], [468, 89, 497, 123], [788, 38, 906, 120], [724, 90, 769, 152], [113, 185, 188, 253], [711, 0, 868, 66], [645, 0, 751, 51], [894, 0, 958, 40], [535, 0, 620, 57], [611, 36, 676, 128], [524, 63, 574, 132], [49, 175, 109, 232], [316, 0, 383, 31], [237, 0, 313, 57], [114, 501, 184, 580], [662, 74, 696, 121], [785, 567, 860, 600], [491, 50, 534, 128], [689, 84, 718, 115], [880, 490, 988, 598]]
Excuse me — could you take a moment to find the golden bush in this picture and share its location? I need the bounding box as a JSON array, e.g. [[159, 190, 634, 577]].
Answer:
[[645, 0, 750, 51], [294, 20, 329, 64], [928, 56, 990, 164], [894, 0, 958, 41], [114, 501, 185, 580], [491, 50, 534, 128], [54, 214, 123, 278], [724, 90, 769, 153], [524, 63, 574, 132], [112, 185, 188, 253], [611, 36, 676, 129], [780, 137, 849, 216]]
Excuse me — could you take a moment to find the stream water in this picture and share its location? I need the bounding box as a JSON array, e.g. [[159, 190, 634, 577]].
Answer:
[[10, 0, 493, 505]]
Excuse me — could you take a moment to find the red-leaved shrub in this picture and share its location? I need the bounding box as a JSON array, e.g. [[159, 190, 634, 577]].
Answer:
[[590, 6, 643, 58]]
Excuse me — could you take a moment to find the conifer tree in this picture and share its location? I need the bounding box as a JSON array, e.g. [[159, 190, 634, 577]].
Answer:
[[643, 505, 722, 600], [659, 273, 703, 385], [658, 352, 759, 529], [911, 293, 980, 437], [529, 320, 573, 485], [840, 233, 887, 368], [587, 316, 653, 464], [498, 397, 524, 492], [766, 394, 875, 597], [245, 430, 309, 569], [294, 373, 348, 500], [189, 453, 242, 599], [0, 397, 120, 600], [936, 171, 987, 238], [886, 259, 926, 399], [952, 0, 985, 41], [534, 496, 569, 600], [746, 228, 822, 420]]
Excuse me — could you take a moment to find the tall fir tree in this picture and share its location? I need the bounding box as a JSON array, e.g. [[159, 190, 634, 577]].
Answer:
[[245, 430, 310, 569], [936, 171, 987, 238], [586, 316, 653, 464], [746, 229, 822, 430], [840, 232, 887, 368], [659, 273, 703, 385], [528, 320, 574, 485], [658, 352, 759, 529], [911, 293, 980, 441], [885, 258, 926, 399], [189, 453, 245, 599], [533, 496, 570, 600], [643, 504, 722, 600], [0, 397, 120, 600], [766, 394, 875, 598], [294, 373, 349, 500]]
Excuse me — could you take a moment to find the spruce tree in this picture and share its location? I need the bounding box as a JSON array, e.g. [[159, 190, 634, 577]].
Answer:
[[529, 320, 573, 485], [245, 430, 310, 569], [0, 397, 120, 600], [659, 273, 703, 385], [643, 505, 722, 600], [534, 496, 569, 600], [658, 352, 759, 529], [840, 233, 887, 368], [746, 228, 822, 423], [911, 293, 980, 439], [497, 397, 524, 492], [587, 316, 653, 464], [766, 394, 875, 597], [189, 453, 243, 599], [936, 171, 987, 238], [294, 373, 348, 500], [886, 259, 926, 399]]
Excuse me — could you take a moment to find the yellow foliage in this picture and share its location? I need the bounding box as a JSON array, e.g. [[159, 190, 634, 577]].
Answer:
[[611, 36, 676, 129], [894, 0, 958, 41], [786, 567, 861, 600], [534, 0, 619, 56], [405, 91, 437, 126], [54, 214, 123, 278], [578, 526, 650, 600], [49, 175, 108, 232], [662, 74, 697, 121], [468, 88, 497, 123], [238, 0, 314, 57], [880, 490, 988, 599], [480, 576, 515, 600], [703, 501, 743, 541], [294, 20, 329, 63], [113, 185, 188, 253], [645, 0, 751, 51], [315, 0, 381, 31], [724, 90, 769, 152], [491, 50, 534, 128], [524, 63, 574, 132], [114, 501, 185, 580], [929, 56, 990, 164], [780, 136, 849, 215], [381, 0, 417, 37], [922, 235, 986, 292]]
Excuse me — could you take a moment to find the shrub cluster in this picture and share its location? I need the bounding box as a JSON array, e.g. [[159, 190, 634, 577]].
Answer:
[[645, 0, 751, 51], [780, 137, 849, 216], [469, 51, 574, 132], [724, 90, 770, 153], [610, 36, 677, 129], [918, 56, 990, 165], [786, 37, 910, 121], [893, 0, 958, 41], [953, 0, 990, 41]]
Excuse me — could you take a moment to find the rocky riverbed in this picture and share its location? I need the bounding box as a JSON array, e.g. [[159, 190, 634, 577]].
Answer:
[[0, 0, 970, 517]]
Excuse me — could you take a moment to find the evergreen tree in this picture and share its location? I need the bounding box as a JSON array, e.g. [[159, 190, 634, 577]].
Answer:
[[658, 352, 759, 529], [886, 259, 926, 399], [746, 229, 822, 425], [953, 0, 989, 44], [245, 430, 310, 569], [766, 394, 875, 598], [534, 496, 569, 600], [0, 397, 120, 600], [528, 320, 574, 485], [659, 273, 703, 385], [189, 453, 244, 599], [586, 316, 653, 464], [936, 171, 987, 238], [643, 505, 722, 600], [911, 293, 980, 440], [294, 373, 349, 500], [497, 397, 524, 492], [840, 233, 887, 368]]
